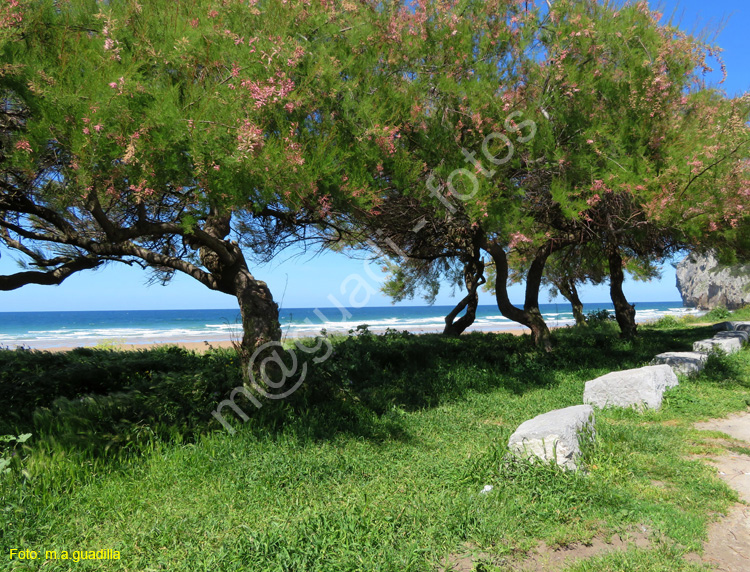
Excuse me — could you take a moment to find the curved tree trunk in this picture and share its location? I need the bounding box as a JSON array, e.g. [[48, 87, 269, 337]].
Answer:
[[443, 293, 475, 337], [443, 254, 485, 337], [484, 241, 552, 351], [556, 278, 587, 327], [608, 246, 637, 338], [523, 249, 553, 351], [1, 189, 283, 360], [197, 213, 281, 360], [234, 266, 281, 351]]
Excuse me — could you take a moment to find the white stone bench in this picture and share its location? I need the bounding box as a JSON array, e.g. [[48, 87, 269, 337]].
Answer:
[[652, 352, 708, 376], [508, 405, 595, 471], [693, 337, 742, 355], [583, 364, 678, 410]]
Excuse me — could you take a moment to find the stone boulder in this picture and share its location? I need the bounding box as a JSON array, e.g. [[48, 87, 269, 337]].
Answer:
[[583, 365, 678, 410], [693, 337, 742, 355], [508, 405, 595, 471], [714, 330, 749, 343], [652, 352, 708, 376], [714, 321, 750, 331], [676, 251, 750, 310]]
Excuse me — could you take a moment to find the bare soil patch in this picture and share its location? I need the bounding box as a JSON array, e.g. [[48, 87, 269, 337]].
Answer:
[[511, 528, 652, 571], [439, 527, 653, 571]]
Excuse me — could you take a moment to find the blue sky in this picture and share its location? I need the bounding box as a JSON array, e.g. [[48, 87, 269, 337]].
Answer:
[[1, 0, 748, 312]]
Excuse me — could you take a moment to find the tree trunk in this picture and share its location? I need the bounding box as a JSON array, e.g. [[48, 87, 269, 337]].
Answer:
[[556, 278, 587, 327], [196, 213, 281, 359], [443, 294, 475, 337], [443, 255, 484, 337], [484, 242, 552, 351], [608, 246, 637, 338], [523, 249, 553, 351], [234, 267, 281, 351]]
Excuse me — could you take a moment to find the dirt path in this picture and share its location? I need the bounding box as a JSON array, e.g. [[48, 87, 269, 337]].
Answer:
[[687, 412, 750, 572]]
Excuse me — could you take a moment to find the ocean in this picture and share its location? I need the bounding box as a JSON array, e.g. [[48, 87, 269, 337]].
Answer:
[[0, 302, 702, 349]]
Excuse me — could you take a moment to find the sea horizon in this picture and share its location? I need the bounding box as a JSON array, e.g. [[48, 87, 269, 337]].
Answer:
[[0, 301, 701, 349]]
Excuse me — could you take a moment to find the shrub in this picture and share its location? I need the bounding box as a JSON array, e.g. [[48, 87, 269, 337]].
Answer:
[[652, 315, 680, 329], [2, 346, 243, 447], [704, 307, 731, 321], [585, 309, 614, 326], [0, 324, 715, 468]]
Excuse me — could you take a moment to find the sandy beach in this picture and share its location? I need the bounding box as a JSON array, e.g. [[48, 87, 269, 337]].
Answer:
[[14, 326, 533, 353]]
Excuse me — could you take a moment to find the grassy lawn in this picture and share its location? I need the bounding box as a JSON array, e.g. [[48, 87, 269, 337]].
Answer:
[[2, 316, 750, 571]]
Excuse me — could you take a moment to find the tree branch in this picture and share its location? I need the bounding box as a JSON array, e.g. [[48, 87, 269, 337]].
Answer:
[[0, 257, 101, 291]]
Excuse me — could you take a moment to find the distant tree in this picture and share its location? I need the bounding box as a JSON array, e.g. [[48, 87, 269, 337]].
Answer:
[[372, 201, 485, 337], [504, 244, 608, 328], [525, 0, 749, 336]]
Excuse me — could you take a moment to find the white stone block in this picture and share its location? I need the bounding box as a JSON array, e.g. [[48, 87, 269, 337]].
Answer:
[[714, 330, 749, 343], [693, 337, 742, 355], [583, 365, 678, 410], [652, 352, 708, 376], [508, 405, 595, 471]]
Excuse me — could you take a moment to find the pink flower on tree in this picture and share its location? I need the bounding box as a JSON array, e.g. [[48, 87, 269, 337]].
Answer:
[[236, 121, 264, 156], [240, 74, 295, 108], [508, 232, 533, 249], [14, 139, 32, 153]]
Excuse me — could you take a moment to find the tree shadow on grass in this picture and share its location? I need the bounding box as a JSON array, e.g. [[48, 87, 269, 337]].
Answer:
[[0, 325, 717, 463]]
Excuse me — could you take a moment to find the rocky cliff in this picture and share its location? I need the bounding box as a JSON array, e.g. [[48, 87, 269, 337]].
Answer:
[[676, 252, 750, 310]]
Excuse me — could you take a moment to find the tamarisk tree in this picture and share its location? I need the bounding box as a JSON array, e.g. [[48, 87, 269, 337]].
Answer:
[[0, 0, 388, 354], [530, 0, 749, 337], [353, 0, 748, 344]]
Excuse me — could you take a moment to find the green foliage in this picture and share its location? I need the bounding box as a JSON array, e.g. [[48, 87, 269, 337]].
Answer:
[[651, 315, 681, 329], [584, 309, 614, 327], [704, 306, 732, 321], [0, 325, 714, 481], [661, 305, 750, 327], [727, 306, 750, 320], [356, 0, 749, 331], [0, 433, 31, 477], [0, 346, 242, 453]]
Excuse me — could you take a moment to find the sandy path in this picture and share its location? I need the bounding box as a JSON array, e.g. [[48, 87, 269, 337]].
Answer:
[[688, 412, 750, 571]]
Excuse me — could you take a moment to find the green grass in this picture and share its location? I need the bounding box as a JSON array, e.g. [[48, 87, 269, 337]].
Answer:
[[2, 316, 750, 571]]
